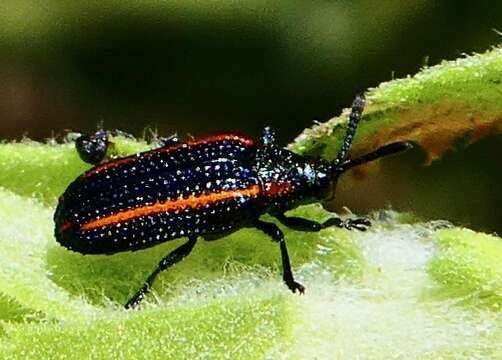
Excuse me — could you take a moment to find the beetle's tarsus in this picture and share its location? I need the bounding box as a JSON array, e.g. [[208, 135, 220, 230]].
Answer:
[[276, 213, 370, 232], [321, 216, 371, 231], [341, 217, 371, 231], [286, 279, 306, 294]]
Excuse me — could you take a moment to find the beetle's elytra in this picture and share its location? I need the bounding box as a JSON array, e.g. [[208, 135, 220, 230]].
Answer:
[[54, 95, 412, 309]]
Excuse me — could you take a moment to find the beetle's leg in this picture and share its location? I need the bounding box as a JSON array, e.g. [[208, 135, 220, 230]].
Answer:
[[275, 213, 322, 232], [254, 219, 305, 294], [125, 236, 197, 310], [321, 217, 371, 231], [276, 213, 370, 232]]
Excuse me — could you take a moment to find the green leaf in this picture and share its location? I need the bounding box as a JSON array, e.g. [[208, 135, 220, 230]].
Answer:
[[2, 48, 502, 358], [290, 47, 502, 163], [428, 228, 502, 309], [2, 292, 293, 359]]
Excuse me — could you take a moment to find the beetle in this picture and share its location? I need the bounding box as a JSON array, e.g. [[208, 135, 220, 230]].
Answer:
[[54, 95, 411, 309]]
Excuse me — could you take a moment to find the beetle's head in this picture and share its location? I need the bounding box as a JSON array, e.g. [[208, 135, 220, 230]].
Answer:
[[289, 159, 336, 204]]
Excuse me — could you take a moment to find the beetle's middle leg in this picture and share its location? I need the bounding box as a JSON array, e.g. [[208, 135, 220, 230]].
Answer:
[[275, 213, 370, 232], [125, 236, 197, 310], [254, 219, 305, 294]]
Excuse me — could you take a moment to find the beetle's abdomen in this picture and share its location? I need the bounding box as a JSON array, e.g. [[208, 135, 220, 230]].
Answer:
[[55, 134, 260, 254]]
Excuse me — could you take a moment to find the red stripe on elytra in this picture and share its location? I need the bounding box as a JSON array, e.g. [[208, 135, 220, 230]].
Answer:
[[79, 185, 261, 231], [262, 181, 294, 198], [85, 133, 254, 177]]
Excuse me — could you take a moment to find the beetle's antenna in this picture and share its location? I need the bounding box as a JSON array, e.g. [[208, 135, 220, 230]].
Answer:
[[340, 142, 413, 171], [333, 94, 366, 167]]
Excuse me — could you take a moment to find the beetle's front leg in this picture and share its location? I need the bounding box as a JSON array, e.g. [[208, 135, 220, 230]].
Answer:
[[254, 219, 305, 294], [276, 213, 370, 232]]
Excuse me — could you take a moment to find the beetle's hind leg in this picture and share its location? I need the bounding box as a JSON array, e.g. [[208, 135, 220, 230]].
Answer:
[[125, 236, 197, 310], [254, 219, 305, 294], [275, 213, 370, 232]]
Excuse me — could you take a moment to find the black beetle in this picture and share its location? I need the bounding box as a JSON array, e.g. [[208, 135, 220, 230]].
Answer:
[[54, 95, 411, 309]]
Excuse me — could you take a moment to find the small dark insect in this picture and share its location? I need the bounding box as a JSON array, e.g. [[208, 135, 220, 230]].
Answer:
[[75, 129, 109, 164], [54, 95, 411, 309]]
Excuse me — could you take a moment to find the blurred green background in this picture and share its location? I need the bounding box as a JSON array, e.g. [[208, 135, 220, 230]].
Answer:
[[0, 1, 501, 231]]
